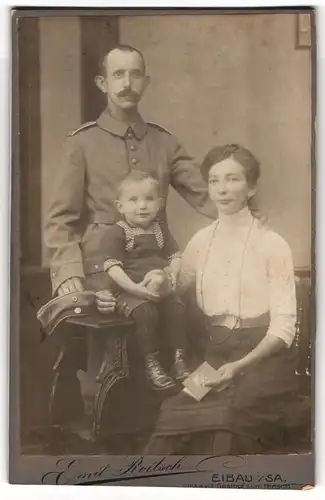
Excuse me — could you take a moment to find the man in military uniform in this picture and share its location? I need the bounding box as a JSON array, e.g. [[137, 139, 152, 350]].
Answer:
[[43, 44, 215, 452], [44, 44, 215, 305]]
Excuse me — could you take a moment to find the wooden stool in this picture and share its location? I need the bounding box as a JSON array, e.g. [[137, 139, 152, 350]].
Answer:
[[48, 315, 132, 442], [47, 313, 168, 452]]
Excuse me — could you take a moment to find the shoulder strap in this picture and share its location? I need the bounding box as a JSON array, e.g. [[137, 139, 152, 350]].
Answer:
[[147, 121, 172, 135], [70, 121, 97, 136], [116, 220, 133, 250], [153, 221, 164, 249]]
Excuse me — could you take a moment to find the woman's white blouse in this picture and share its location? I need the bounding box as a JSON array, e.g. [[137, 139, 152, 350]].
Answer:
[[181, 208, 297, 347]]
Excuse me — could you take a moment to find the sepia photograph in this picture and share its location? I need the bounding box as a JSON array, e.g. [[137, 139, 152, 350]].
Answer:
[[10, 7, 315, 488]]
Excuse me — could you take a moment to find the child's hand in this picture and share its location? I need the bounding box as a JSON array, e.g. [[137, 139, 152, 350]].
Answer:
[[139, 270, 172, 298], [140, 270, 162, 288], [133, 283, 162, 302]]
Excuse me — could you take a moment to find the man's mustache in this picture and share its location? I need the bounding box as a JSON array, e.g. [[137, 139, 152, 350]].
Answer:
[[117, 89, 140, 99]]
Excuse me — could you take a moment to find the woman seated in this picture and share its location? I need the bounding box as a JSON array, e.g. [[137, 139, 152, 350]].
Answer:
[[145, 143, 298, 456]]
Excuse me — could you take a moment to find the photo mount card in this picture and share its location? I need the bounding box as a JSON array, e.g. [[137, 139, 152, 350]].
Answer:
[[9, 6, 315, 490]]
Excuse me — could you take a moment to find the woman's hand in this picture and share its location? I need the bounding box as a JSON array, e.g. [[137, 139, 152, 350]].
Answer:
[[164, 268, 179, 292], [203, 362, 242, 391], [95, 290, 116, 314], [165, 259, 181, 291]]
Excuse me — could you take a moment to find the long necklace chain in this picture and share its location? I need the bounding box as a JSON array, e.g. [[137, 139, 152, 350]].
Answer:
[[199, 216, 256, 331]]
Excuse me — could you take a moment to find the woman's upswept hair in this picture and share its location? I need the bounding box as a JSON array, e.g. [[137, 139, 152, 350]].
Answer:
[[200, 144, 260, 187], [201, 144, 266, 222]]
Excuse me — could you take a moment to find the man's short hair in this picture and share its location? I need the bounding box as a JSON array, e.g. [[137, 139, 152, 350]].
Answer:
[[98, 45, 146, 76]]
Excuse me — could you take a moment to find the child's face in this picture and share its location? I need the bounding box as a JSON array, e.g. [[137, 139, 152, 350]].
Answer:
[[117, 179, 161, 227], [208, 157, 256, 215]]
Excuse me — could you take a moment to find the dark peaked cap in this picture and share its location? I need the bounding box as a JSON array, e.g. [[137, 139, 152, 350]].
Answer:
[[37, 291, 98, 337]]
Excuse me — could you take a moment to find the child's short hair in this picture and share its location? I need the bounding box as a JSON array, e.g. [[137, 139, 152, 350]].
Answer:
[[117, 171, 160, 199], [200, 144, 260, 188]]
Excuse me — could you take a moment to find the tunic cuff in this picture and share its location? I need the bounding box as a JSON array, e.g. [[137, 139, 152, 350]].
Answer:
[[50, 262, 85, 297]]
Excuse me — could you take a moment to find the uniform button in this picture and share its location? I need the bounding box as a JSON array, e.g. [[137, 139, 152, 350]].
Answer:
[[51, 272, 56, 278], [126, 131, 133, 139], [130, 145, 137, 151], [72, 296, 78, 302], [131, 158, 138, 164], [94, 264, 99, 270], [74, 307, 81, 314]]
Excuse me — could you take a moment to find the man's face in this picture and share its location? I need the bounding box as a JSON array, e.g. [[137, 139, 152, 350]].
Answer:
[[96, 49, 149, 110]]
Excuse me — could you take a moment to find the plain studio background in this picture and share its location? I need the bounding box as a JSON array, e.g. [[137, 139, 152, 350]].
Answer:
[[39, 13, 311, 270]]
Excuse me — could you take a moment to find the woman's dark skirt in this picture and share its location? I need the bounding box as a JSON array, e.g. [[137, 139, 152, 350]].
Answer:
[[145, 325, 298, 455]]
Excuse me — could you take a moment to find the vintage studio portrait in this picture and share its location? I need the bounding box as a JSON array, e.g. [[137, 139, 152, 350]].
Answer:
[[15, 10, 313, 459]]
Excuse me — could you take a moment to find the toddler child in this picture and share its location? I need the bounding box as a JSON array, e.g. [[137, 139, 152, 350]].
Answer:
[[103, 171, 190, 390]]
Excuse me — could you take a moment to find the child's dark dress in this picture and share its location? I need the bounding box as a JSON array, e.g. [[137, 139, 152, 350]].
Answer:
[[103, 219, 186, 355], [103, 219, 179, 314]]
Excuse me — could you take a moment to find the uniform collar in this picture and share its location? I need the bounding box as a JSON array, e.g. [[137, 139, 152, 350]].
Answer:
[[97, 109, 147, 139]]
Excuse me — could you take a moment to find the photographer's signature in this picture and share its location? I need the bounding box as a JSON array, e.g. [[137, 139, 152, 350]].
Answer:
[[41, 455, 247, 485]]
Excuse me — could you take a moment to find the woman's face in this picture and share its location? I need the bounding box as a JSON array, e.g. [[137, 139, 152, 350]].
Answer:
[[208, 157, 256, 215]]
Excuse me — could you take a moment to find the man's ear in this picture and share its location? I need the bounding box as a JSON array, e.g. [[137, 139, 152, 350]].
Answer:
[[144, 75, 150, 91], [94, 75, 107, 94]]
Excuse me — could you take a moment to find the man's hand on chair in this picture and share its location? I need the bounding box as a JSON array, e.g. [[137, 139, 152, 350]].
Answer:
[[57, 277, 84, 296], [95, 290, 116, 314]]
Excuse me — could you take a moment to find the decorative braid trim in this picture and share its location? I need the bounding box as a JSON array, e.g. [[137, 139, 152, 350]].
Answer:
[[103, 259, 123, 272]]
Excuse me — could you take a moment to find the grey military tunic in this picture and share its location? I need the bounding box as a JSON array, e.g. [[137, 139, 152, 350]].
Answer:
[[44, 109, 215, 295]]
